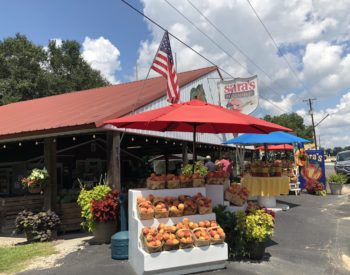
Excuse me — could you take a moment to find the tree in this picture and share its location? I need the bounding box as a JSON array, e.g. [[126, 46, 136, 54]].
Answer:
[[0, 34, 108, 105], [263, 113, 313, 140]]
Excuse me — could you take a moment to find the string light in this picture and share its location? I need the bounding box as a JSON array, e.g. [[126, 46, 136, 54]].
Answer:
[[53, 138, 56, 143], [156, 140, 159, 144], [173, 142, 176, 145], [180, 143, 182, 146], [145, 138, 149, 142], [165, 141, 168, 144], [93, 134, 96, 139], [3, 145, 6, 149], [35, 141, 39, 145], [72, 137, 76, 141], [19, 142, 22, 146], [131, 137, 134, 141]]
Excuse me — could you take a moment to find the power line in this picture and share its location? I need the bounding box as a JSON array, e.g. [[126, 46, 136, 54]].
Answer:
[[187, 0, 304, 103], [121, 0, 289, 115], [246, 0, 310, 96], [164, 0, 292, 113]]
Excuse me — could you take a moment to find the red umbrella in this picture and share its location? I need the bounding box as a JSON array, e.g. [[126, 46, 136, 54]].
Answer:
[[256, 144, 294, 151], [104, 99, 291, 160]]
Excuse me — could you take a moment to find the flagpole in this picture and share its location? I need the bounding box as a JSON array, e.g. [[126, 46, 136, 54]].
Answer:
[[121, 31, 168, 143]]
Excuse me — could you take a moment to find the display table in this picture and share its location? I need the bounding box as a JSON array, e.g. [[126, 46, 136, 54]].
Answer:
[[129, 187, 228, 275], [241, 176, 290, 208]]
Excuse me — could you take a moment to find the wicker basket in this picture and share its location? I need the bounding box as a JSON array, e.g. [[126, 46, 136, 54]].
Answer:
[[141, 234, 163, 253], [146, 179, 166, 190], [137, 204, 154, 220], [168, 207, 184, 217], [208, 226, 225, 245], [192, 178, 205, 187], [198, 204, 212, 215], [163, 241, 180, 251], [192, 228, 211, 247], [177, 229, 194, 249], [167, 180, 180, 189], [224, 191, 245, 206], [207, 177, 225, 185], [153, 199, 169, 219], [179, 179, 192, 188]]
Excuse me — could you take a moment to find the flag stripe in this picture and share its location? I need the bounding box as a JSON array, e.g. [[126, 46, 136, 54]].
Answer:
[[150, 32, 180, 104]]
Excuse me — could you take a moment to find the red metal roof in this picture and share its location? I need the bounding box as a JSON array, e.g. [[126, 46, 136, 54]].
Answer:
[[0, 66, 217, 140]]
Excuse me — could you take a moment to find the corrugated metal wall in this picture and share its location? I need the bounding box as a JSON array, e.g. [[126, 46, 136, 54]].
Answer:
[[122, 70, 235, 145]]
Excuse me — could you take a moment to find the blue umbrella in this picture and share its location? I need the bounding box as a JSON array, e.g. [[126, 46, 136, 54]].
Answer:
[[223, 131, 310, 145]]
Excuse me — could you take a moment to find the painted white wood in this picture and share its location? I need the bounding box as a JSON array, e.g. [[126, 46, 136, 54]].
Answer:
[[128, 187, 228, 275]]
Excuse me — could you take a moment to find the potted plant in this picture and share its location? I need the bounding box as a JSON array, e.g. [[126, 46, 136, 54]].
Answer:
[[21, 167, 49, 194], [91, 190, 119, 244], [15, 210, 60, 242], [237, 209, 274, 260], [327, 173, 347, 195], [77, 183, 119, 244]]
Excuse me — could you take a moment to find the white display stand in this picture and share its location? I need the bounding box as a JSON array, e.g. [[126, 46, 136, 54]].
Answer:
[[206, 183, 247, 213], [129, 187, 228, 275]]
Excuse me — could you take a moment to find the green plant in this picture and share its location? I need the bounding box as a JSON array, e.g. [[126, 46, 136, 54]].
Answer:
[[15, 210, 60, 242], [181, 161, 208, 177], [243, 210, 274, 242], [21, 167, 49, 189], [77, 184, 111, 232], [327, 173, 347, 185], [213, 205, 247, 259], [91, 190, 119, 223], [181, 164, 193, 176]]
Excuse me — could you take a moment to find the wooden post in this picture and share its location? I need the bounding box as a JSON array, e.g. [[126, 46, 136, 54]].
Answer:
[[107, 131, 121, 190], [182, 142, 188, 165], [44, 137, 57, 211]]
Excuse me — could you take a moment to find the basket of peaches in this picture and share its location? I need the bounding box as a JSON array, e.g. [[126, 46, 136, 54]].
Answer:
[[137, 196, 154, 220], [224, 184, 249, 206], [166, 174, 180, 189], [146, 173, 166, 190], [179, 195, 197, 216], [164, 196, 185, 217], [152, 196, 169, 219], [193, 192, 212, 214], [206, 171, 229, 185], [141, 226, 163, 253], [158, 223, 180, 251]]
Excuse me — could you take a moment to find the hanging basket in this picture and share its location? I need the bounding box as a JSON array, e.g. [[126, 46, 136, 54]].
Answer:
[[28, 186, 42, 194]]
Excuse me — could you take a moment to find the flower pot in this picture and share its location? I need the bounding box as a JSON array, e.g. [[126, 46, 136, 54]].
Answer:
[[247, 241, 266, 260], [93, 220, 117, 244], [329, 182, 343, 195], [28, 186, 42, 194]]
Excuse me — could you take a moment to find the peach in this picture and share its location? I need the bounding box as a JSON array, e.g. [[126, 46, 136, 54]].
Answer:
[[214, 234, 220, 240], [147, 208, 153, 214], [142, 227, 150, 235], [146, 235, 153, 242], [178, 203, 185, 210], [177, 231, 185, 238], [183, 218, 190, 225], [155, 240, 161, 246], [198, 221, 205, 227], [173, 239, 179, 245]]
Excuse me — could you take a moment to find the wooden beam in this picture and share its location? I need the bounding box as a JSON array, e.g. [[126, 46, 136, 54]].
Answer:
[[106, 131, 121, 189], [182, 142, 188, 165], [43, 137, 57, 211]]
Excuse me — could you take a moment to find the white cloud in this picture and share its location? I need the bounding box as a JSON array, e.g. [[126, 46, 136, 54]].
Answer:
[[136, 0, 350, 147], [82, 36, 121, 83]]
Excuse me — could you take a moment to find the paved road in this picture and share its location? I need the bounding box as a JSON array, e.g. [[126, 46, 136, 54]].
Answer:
[[21, 193, 350, 275]]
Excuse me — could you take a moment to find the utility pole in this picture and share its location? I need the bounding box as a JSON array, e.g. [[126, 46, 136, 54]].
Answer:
[[303, 98, 317, 149]]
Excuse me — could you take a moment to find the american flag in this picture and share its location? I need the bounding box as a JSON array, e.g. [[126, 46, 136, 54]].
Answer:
[[151, 31, 180, 104]]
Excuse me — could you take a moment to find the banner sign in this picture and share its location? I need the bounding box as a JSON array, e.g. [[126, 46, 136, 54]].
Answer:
[[299, 149, 326, 189], [218, 75, 259, 115]]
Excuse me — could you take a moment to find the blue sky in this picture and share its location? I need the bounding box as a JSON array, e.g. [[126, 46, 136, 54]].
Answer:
[[1, 0, 350, 147], [0, 0, 147, 81]]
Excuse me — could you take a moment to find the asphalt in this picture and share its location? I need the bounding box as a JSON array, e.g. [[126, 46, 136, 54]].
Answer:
[[20, 189, 350, 275]]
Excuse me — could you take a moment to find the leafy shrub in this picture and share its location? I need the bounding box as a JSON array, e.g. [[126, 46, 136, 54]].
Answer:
[[327, 173, 347, 184], [77, 184, 111, 232], [15, 210, 60, 242], [91, 190, 119, 223]]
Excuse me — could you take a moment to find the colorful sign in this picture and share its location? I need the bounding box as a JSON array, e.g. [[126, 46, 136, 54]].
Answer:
[[218, 75, 259, 115], [299, 149, 326, 189]]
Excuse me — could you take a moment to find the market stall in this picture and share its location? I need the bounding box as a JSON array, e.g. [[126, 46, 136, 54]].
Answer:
[[224, 131, 310, 208], [104, 99, 291, 274]]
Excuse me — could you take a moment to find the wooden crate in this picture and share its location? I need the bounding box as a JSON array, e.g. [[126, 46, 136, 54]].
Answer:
[[57, 202, 83, 233]]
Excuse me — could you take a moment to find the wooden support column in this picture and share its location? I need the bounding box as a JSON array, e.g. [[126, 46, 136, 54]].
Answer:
[[44, 137, 57, 211], [182, 142, 188, 165], [107, 131, 121, 190]]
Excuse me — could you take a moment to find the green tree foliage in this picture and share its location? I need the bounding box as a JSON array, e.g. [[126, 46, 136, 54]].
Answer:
[[263, 113, 313, 140], [0, 34, 108, 105]]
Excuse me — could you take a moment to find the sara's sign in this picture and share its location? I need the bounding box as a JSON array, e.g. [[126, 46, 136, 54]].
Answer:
[[218, 75, 259, 115]]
